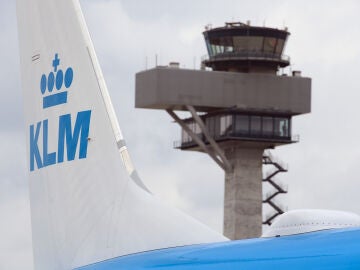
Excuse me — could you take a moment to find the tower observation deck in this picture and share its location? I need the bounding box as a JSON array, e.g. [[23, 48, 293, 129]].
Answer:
[[203, 22, 290, 73], [135, 22, 311, 240]]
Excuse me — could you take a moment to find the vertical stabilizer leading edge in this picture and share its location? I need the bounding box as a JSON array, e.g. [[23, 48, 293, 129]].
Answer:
[[16, 0, 227, 269]]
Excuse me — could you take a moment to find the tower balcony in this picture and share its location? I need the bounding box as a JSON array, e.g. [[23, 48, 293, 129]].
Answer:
[[202, 51, 290, 73]]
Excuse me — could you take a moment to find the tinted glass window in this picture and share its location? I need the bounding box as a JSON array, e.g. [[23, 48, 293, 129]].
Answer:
[[233, 36, 248, 52], [274, 118, 289, 137], [205, 39, 213, 56], [275, 39, 285, 55], [206, 117, 216, 137], [247, 36, 263, 52], [220, 115, 232, 136], [235, 115, 249, 134], [250, 116, 261, 135], [262, 117, 273, 136], [263, 37, 277, 53]]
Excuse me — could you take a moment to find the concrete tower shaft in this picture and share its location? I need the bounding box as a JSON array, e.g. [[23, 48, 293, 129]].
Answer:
[[223, 147, 263, 239]]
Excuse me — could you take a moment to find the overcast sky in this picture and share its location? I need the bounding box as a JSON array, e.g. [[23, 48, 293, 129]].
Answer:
[[1, 0, 360, 269]]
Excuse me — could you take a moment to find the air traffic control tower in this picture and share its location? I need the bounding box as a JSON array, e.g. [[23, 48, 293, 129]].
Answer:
[[135, 22, 311, 240]]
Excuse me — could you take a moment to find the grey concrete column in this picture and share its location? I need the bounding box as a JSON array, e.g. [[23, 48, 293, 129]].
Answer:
[[223, 146, 264, 240]]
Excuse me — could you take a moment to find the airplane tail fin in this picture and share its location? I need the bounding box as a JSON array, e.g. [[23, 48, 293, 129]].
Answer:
[[16, 0, 226, 269]]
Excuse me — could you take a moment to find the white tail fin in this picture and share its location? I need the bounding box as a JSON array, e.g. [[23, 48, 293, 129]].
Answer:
[[16, 0, 226, 269]]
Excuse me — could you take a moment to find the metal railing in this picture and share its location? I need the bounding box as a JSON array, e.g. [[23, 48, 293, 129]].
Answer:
[[202, 51, 290, 63], [263, 150, 289, 171], [174, 132, 297, 149]]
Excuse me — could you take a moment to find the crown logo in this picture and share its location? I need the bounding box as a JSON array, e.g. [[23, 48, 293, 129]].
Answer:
[[40, 54, 73, 109]]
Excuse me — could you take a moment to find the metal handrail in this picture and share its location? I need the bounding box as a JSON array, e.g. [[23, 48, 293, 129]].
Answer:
[[202, 51, 290, 63], [175, 132, 296, 149], [262, 150, 288, 225], [263, 150, 289, 171]]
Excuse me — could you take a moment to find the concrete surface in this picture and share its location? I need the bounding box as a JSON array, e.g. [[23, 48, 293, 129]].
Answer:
[[136, 67, 311, 115], [223, 146, 264, 240]]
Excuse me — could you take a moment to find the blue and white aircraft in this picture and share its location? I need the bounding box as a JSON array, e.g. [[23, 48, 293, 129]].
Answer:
[[16, 0, 360, 269]]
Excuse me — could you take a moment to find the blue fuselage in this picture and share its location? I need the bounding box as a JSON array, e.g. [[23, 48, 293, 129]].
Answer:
[[76, 227, 360, 269]]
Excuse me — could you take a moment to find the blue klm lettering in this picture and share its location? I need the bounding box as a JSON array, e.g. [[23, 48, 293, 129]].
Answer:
[[30, 122, 43, 171], [58, 110, 91, 162], [29, 110, 92, 171]]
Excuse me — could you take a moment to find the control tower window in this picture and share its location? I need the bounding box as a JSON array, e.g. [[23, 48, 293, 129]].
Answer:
[[250, 116, 261, 135], [206, 34, 287, 59], [262, 117, 273, 136], [207, 36, 234, 56], [274, 118, 289, 137], [263, 37, 277, 53], [206, 116, 218, 138], [220, 115, 233, 136], [212, 44, 216, 54], [205, 38, 212, 56], [235, 115, 249, 134], [275, 39, 285, 55], [180, 114, 292, 147], [233, 36, 263, 52], [220, 36, 234, 53], [247, 36, 263, 52]]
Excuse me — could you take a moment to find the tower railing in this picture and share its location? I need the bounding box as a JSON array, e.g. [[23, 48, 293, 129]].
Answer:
[[201, 51, 290, 64]]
